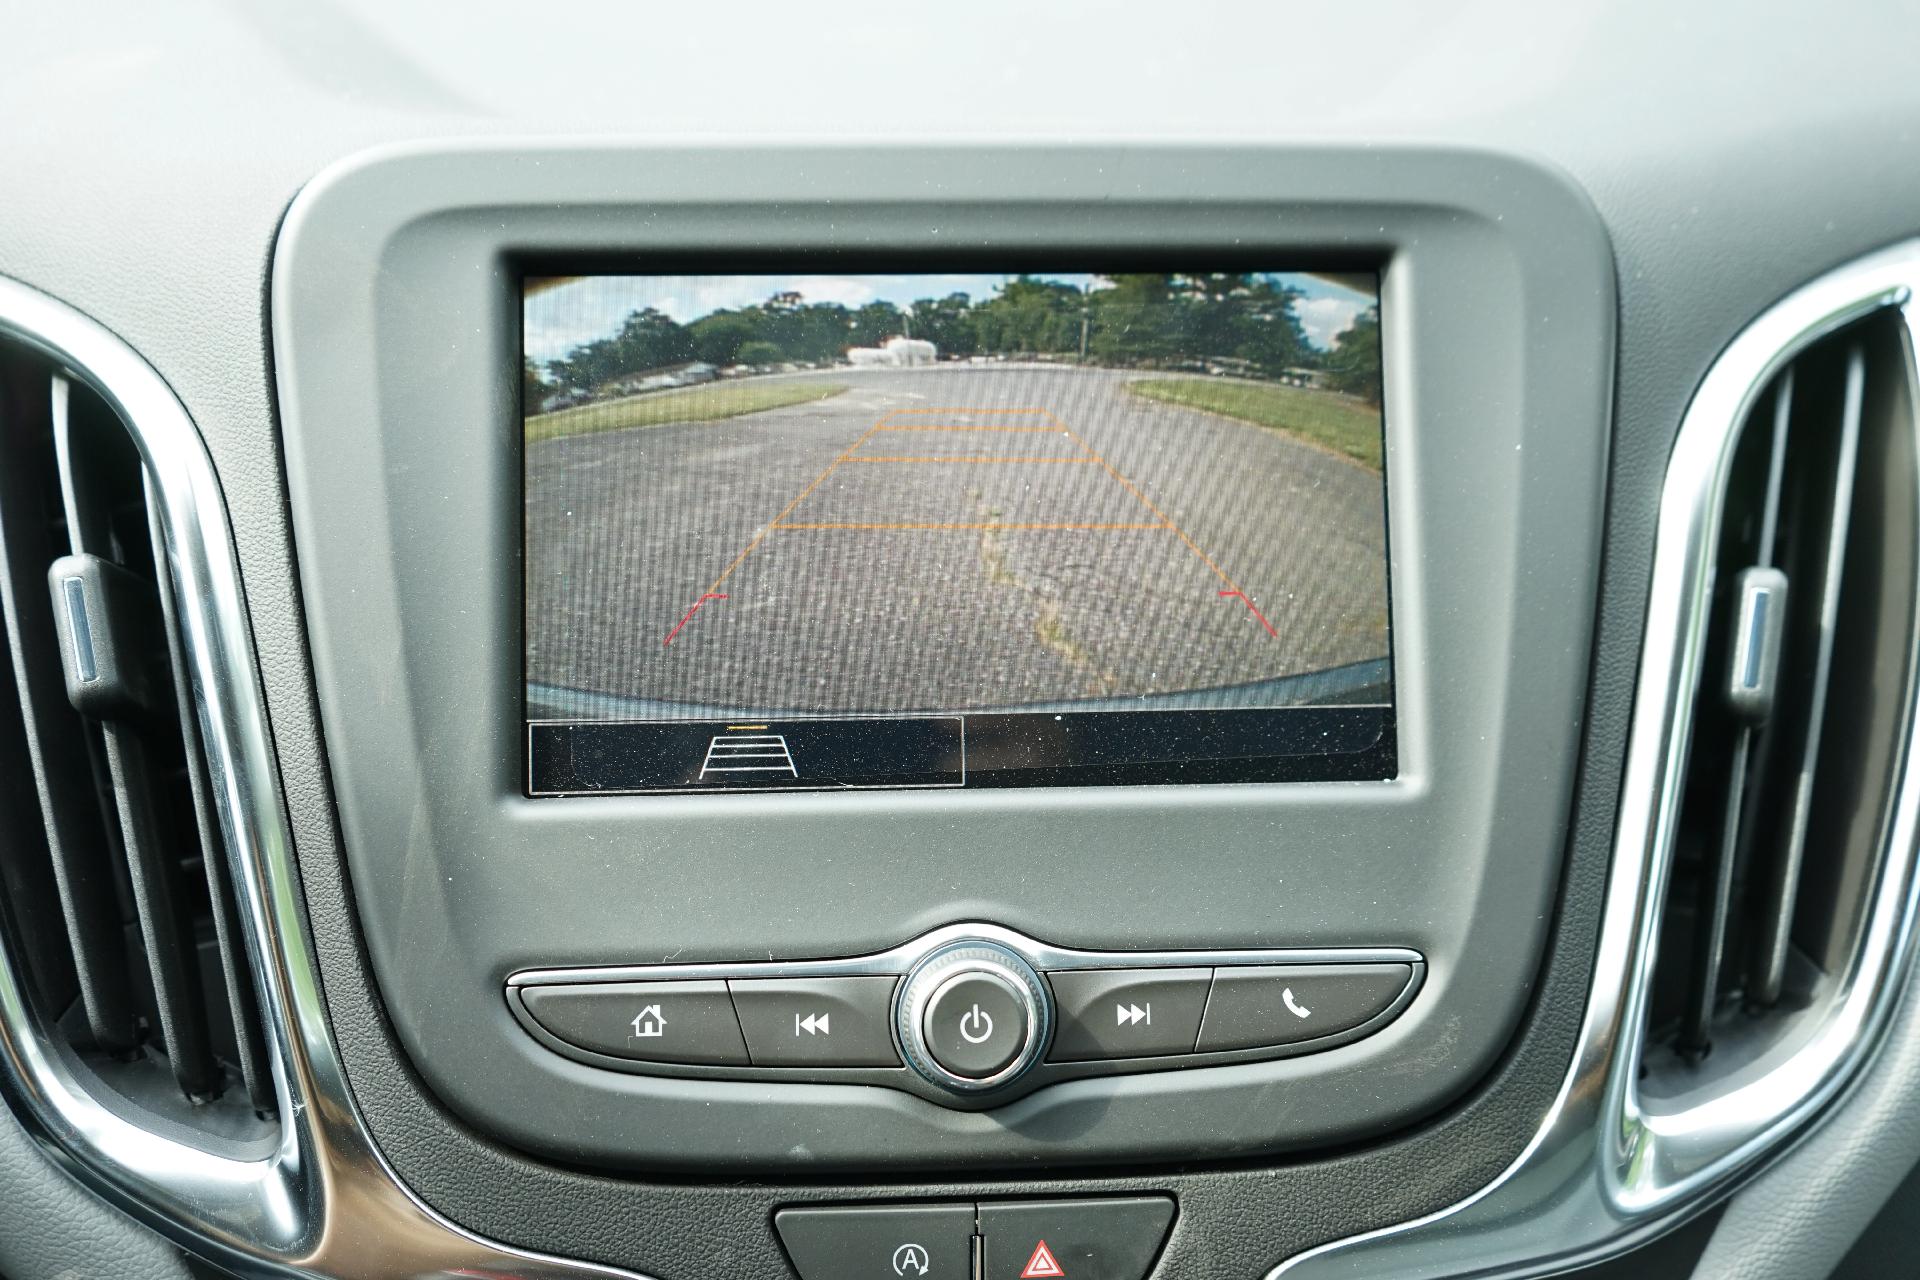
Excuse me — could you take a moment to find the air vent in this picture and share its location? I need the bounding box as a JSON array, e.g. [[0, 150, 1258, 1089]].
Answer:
[[0, 273, 631, 1278], [0, 342, 275, 1132], [1641, 308, 1918, 1093], [1265, 248, 1920, 1280]]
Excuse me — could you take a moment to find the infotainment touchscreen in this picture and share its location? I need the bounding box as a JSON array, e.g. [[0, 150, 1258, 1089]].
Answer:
[[522, 271, 1392, 793]]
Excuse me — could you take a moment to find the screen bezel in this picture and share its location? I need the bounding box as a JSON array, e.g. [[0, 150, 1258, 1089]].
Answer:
[[516, 260, 1397, 794]]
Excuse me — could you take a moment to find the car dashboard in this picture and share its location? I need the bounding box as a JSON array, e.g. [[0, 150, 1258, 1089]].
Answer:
[[2, 7, 1920, 1280]]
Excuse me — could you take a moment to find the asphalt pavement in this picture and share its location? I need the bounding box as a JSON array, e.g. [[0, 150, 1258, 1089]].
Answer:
[[525, 365, 1389, 716]]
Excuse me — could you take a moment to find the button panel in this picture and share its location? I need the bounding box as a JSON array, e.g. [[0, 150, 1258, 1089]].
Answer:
[[507, 926, 1422, 1107], [778, 1197, 1175, 1280]]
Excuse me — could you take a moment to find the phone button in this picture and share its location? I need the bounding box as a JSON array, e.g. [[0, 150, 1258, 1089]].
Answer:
[[1195, 963, 1413, 1053]]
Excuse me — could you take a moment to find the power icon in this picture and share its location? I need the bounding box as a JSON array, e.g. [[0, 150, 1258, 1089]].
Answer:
[[957, 1003, 995, 1044]]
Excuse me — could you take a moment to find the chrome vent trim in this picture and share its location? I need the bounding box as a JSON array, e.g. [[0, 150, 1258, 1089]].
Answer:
[[0, 273, 649, 1279], [1274, 241, 1920, 1279]]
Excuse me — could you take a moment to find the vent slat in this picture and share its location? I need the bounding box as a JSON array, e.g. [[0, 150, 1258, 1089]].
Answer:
[[1750, 343, 1867, 1007], [51, 377, 114, 560], [50, 375, 224, 1099], [1756, 369, 1796, 565], [0, 370, 139, 1051], [1679, 730, 1752, 1055], [95, 725, 217, 1096], [146, 481, 274, 1113], [1676, 374, 1799, 1054]]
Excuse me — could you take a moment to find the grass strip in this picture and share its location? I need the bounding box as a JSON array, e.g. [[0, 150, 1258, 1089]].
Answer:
[[527, 381, 848, 443], [1126, 378, 1382, 470]]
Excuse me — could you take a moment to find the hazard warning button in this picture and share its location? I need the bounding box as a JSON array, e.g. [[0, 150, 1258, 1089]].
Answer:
[[1021, 1239, 1067, 1277], [979, 1196, 1175, 1280]]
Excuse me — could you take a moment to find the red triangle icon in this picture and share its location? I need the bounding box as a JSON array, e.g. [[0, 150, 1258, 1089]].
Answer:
[[1021, 1239, 1067, 1278]]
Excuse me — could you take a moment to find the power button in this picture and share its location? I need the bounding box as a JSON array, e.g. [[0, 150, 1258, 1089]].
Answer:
[[896, 941, 1050, 1093], [925, 970, 1027, 1078]]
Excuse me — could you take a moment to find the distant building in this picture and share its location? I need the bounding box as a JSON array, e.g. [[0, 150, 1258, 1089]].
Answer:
[[847, 336, 938, 367]]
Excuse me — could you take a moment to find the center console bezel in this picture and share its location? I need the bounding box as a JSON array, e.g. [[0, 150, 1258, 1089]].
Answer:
[[271, 142, 1614, 1173]]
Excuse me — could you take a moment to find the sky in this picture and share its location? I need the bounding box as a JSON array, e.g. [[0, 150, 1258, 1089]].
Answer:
[[523, 271, 1375, 364]]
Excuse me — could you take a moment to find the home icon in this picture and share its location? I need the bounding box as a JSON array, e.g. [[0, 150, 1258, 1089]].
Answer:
[[629, 1005, 666, 1038]]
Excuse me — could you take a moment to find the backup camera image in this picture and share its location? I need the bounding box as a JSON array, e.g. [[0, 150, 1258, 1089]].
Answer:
[[523, 271, 1392, 792]]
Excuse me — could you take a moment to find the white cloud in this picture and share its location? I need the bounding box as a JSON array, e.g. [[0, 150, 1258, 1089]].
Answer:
[[1298, 295, 1366, 351]]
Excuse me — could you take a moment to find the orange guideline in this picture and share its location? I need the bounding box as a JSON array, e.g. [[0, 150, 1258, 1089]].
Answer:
[[678, 405, 1267, 641], [1044, 411, 1253, 598], [696, 417, 890, 596]]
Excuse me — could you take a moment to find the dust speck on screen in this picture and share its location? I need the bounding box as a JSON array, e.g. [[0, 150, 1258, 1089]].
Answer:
[[521, 271, 1392, 794]]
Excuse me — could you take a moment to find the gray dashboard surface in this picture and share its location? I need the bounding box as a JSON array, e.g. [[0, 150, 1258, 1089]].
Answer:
[[3, 2, 1920, 1278], [0, 1074, 191, 1280]]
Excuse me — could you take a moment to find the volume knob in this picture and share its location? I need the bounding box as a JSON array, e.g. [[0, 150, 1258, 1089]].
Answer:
[[896, 941, 1050, 1093]]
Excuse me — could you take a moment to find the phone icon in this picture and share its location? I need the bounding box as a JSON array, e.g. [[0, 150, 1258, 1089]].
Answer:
[[1282, 987, 1311, 1019]]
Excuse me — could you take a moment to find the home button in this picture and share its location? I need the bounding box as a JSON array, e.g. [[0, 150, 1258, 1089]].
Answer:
[[517, 980, 749, 1065]]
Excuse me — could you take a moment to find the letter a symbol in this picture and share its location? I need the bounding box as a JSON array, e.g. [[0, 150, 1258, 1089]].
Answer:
[[1021, 1239, 1067, 1278]]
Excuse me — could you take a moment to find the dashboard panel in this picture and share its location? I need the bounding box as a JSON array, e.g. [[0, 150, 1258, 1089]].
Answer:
[[2, 6, 1920, 1280], [272, 143, 1611, 1172]]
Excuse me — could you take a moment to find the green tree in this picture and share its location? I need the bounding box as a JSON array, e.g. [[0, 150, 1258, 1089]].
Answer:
[[970, 276, 1081, 354], [850, 301, 907, 346], [786, 302, 855, 362], [610, 306, 695, 372], [1087, 274, 1177, 364], [1227, 276, 1312, 374], [908, 293, 977, 357], [544, 273, 1328, 385], [689, 311, 758, 367], [548, 306, 694, 390], [1323, 307, 1382, 404], [1156, 274, 1308, 372], [738, 293, 859, 363]]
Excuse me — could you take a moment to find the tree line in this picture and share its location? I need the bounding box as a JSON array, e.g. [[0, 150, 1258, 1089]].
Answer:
[[528, 273, 1382, 405]]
